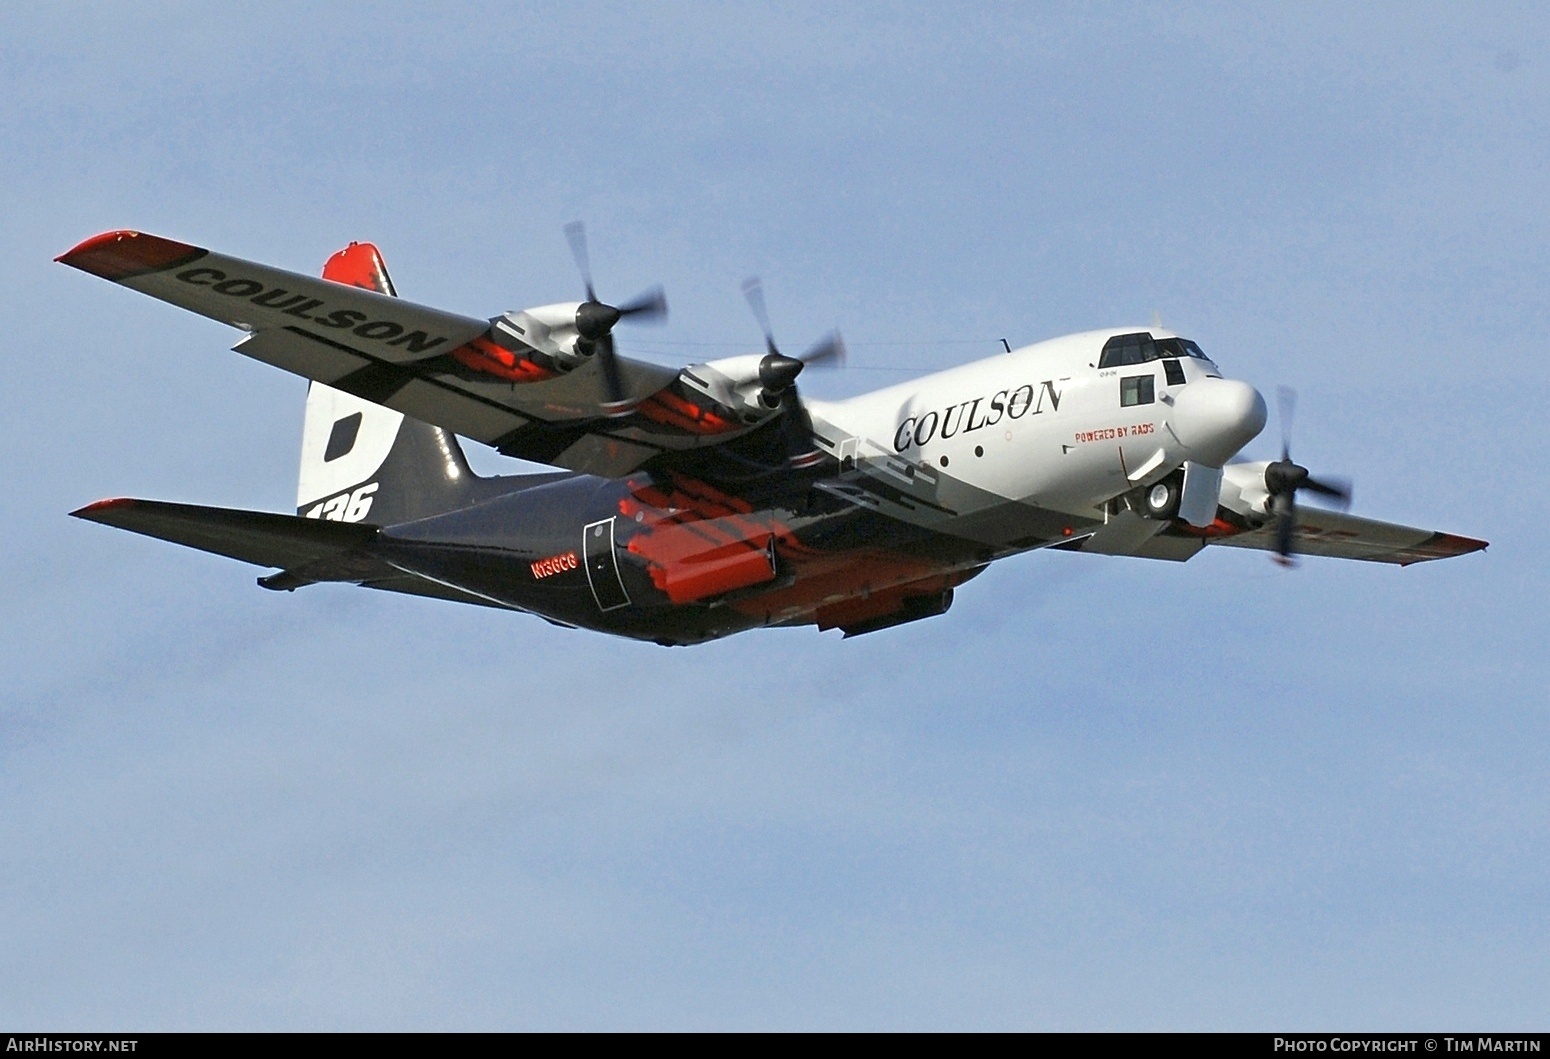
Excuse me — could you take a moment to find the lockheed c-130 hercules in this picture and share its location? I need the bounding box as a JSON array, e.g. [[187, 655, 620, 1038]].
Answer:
[[58, 227, 1486, 645]]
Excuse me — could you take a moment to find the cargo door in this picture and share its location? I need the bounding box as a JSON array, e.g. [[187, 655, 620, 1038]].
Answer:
[[582, 517, 631, 611]]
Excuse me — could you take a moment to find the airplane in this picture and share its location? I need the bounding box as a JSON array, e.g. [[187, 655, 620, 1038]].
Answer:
[[57, 228, 1487, 646]]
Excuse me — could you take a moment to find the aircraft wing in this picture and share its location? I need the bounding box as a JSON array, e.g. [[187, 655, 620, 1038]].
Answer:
[[58, 231, 764, 477], [1206, 507, 1487, 566]]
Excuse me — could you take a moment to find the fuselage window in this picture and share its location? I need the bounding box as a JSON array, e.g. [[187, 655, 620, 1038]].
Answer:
[[1162, 358, 1186, 386], [1120, 374, 1155, 407]]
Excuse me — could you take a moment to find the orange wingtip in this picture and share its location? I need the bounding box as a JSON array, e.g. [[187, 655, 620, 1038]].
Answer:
[[1396, 531, 1490, 566], [71, 497, 137, 517], [56, 230, 205, 281]]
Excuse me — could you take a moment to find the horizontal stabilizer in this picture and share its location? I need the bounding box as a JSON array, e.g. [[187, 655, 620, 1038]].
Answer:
[[70, 497, 377, 569]]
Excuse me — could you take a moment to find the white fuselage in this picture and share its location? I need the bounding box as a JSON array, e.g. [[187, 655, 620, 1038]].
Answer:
[[805, 328, 1262, 531]]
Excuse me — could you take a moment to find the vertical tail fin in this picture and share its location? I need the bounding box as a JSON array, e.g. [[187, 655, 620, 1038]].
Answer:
[[297, 243, 486, 526]]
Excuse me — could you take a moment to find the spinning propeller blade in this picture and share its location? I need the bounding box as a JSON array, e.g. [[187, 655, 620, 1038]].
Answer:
[[739, 277, 844, 465], [563, 221, 597, 304], [617, 285, 668, 321], [1265, 387, 1353, 565], [741, 277, 780, 359], [563, 221, 668, 407], [741, 277, 847, 369], [798, 330, 846, 368]]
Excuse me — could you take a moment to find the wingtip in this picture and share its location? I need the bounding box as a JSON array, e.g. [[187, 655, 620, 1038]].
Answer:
[[56, 230, 205, 280], [71, 497, 137, 520], [1436, 532, 1489, 556], [1396, 531, 1489, 566], [57, 229, 129, 261]]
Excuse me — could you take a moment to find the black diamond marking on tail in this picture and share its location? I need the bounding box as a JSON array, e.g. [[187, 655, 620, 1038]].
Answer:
[[323, 412, 363, 462]]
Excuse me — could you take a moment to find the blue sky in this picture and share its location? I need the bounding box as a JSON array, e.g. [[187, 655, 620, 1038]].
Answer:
[[1, 2, 1545, 1029]]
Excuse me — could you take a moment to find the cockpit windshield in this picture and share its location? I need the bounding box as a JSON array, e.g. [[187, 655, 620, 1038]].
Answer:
[[1098, 332, 1211, 368], [1163, 337, 1210, 360]]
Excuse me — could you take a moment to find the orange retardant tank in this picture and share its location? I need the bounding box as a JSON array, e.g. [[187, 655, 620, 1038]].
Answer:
[[621, 482, 781, 604]]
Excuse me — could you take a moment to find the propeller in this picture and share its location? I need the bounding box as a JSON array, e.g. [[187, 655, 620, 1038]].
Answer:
[[1265, 386, 1352, 565], [563, 221, 668, 407], [740, 277, 845, 464], [740, 277, 845, 408]]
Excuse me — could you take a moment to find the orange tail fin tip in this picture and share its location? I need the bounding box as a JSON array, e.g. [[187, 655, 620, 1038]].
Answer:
[[322, 242, 396, 296]]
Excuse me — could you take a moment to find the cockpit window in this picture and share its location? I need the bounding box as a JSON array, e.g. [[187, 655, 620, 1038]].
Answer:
[[1098, 332, 1157, 367], [1157, 337, 1210, 360], [1099, 332, 1211, 367]]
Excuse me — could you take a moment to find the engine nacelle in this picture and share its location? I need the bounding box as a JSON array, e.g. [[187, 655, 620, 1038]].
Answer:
[[490, 302, 592, 370], [679, 353, 782, 423], [1218, 461, 1275, 524]]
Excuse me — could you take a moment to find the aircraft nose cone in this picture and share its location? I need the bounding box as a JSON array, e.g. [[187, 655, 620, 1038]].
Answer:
[[1169, 378, 1267, 466]]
